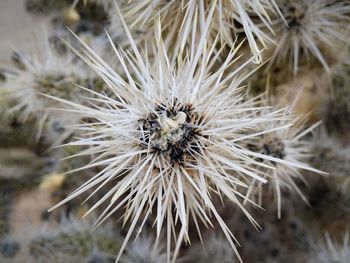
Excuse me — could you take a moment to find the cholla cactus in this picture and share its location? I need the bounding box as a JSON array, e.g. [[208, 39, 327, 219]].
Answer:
[[0, 186, 13, 238], [186, 234, 236, 263], [73, 0, 111, 8], [47, 9, 302, 262], [26, 0, 110, 35], [0, 148, 43, 180], [0, 1, 347, 263], [270, 0, 350, 74], [0, 84, 14, 114], [309, 232, 350, 263], [0, 216, 121, 263], [121, 236, 167, 263], [312, 133, 350, 197], [321, 61, 350, 144], [25, 0, 71, 15], [119, 0, 281, 62], [3, 37, 94, 137], [244, 106, 325, 218]]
